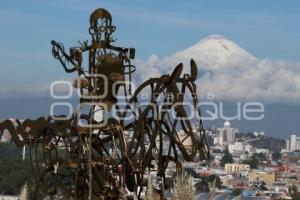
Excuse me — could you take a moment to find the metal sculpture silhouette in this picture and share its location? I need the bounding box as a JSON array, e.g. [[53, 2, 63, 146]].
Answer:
[[0, 8, 209, 200]]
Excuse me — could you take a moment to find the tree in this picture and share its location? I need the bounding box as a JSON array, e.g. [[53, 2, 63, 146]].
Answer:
[[292, 193, 300, 200], [242, 158, 258, 169], [220, 149, 233, 167], [195, 175, 222, 192], [195, 180, 209, 192], [253, 153, 266, 161], [272, 151, 281, 160], [291, 185, 299, 194], [242, 153, 266, 169], [207, 175, 222, 189], [185, 168, 199, 178], [245, 132, 255, 138], [0, 143, 35, 196]]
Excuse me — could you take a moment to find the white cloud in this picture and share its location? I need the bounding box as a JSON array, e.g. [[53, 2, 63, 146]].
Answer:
[[132, 54, 162, 85]]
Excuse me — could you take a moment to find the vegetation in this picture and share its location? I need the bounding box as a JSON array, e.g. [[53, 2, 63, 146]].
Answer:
[[0, 143, 35, 196], [292, 193, 300, 200], [220, 148, 234, 167], [249, 137, 286, 152], [195, 175, 222, 192], [195, 179, 209, 192], [232, 188, 243, 196], [207, 178, 216, 200], [289, 185, 299, 194], [185, 167, 198, 178], [172, 171, 194, 200], [242, 153, 268, 169], [272, 151, 281, 160], [245, 132, 256, 139], [253, 152, 267, 161], [145, 171, 197, 200], [184, 167, 222, 192], [242, 158, 258, 169]]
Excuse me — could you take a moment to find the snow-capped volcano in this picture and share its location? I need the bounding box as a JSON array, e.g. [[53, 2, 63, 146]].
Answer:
[[136, 34, 300, 103], [162, 34, 257, 71]]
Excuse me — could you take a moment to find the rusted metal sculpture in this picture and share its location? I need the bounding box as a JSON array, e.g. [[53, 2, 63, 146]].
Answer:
[[0, 8, 209, 200]]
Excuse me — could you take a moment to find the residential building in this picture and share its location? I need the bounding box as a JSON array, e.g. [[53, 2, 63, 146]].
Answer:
[[286, 134, 300, 151], [225, 163, 250, 173]]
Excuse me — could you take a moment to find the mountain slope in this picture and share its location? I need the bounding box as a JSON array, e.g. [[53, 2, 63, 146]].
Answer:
[[136, 34, 300, 103], [160, 34, 257, 72]]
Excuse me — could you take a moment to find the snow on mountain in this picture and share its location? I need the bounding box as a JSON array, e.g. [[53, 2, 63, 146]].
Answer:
[[135, 34, 300, 103], [168, 35, 256, 68], [136, 34, 258, 82]]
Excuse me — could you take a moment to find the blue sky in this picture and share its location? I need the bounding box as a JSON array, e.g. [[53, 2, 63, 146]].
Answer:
[[0, 0, 300, 90]]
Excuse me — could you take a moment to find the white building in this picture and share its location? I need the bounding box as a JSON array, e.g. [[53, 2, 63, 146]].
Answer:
[[214, 121, 238, 146], [228, 142, 252, 155], [286, 134, 300, 151], [255, 148, 270, 155]]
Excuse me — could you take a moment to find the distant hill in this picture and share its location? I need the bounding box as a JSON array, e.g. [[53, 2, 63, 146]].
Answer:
[[248, 136, 286, 152]]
